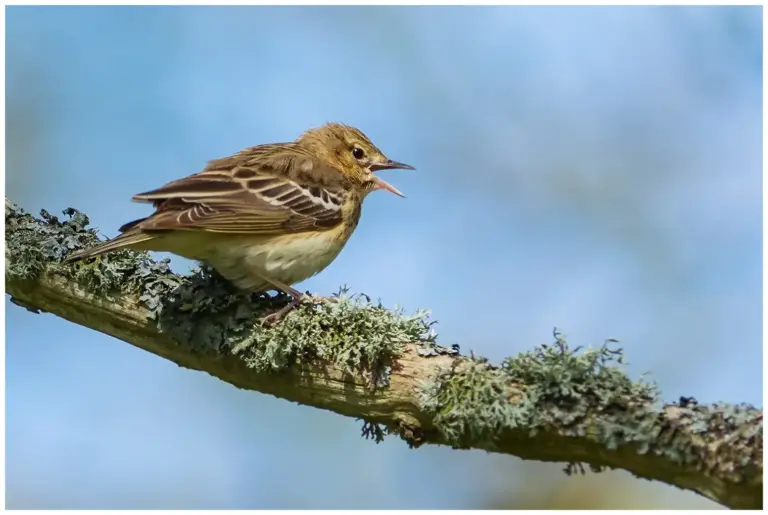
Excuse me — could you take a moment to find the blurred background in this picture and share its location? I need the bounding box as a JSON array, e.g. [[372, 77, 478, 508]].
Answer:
[[5, 6, 760, 509]]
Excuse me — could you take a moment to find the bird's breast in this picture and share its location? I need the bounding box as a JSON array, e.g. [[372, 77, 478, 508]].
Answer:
[[256, 230, 347, 279], [205, 226, 353, 291]]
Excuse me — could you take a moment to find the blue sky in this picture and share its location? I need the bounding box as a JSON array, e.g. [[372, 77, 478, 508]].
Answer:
[[5, 6, 762, 509]]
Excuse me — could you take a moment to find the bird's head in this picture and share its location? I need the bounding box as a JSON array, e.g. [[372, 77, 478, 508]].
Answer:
[[297, 123, 414, 197]]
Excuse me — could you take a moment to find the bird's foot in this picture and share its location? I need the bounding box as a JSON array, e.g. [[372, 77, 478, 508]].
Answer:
[[262, 297, 302, 326], [262, 293, 338, 326]]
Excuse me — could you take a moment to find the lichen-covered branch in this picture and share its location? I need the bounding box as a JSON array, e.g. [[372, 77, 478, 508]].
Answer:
[[5, 199, 762, 510]]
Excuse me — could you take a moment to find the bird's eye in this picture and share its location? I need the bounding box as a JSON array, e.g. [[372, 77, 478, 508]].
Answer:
[[352, 147, 365, 160]]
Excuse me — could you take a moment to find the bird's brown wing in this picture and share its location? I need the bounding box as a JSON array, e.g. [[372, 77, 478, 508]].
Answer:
[[126, 143, 349, 235]]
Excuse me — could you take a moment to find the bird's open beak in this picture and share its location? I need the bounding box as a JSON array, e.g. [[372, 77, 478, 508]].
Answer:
[[369, 159, 414, 198]]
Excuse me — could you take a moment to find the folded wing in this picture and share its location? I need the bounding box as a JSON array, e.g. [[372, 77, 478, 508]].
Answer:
[[125, 144, 347, 235]]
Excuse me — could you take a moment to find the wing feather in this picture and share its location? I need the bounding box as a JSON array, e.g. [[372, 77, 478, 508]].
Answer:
[[127, 144, 349, 235]]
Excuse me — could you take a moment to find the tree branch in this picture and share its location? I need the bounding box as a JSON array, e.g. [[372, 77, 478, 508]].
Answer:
[[5, 199, 762, 510]]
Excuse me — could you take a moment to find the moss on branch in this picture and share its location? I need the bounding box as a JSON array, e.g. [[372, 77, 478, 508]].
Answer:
[[4, 199, 762, 509]]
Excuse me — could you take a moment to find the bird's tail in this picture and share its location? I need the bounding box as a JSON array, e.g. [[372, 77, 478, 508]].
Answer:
[[63, 230, 156, 264]]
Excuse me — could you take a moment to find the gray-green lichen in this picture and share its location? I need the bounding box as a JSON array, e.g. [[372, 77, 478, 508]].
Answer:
[[5, 201, 437, 387], [229, 293, 432, 386], [6, 200, 177, 293], [420, 329, 762, 485]]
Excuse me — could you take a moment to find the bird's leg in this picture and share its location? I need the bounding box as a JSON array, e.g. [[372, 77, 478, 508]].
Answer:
[[262, 293, 337, 326], [272, 282, 305, 301], [255, 273, 336, 325]]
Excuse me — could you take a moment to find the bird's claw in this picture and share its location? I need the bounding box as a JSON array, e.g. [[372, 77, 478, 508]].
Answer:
[[261, 306, 294, 326], [261, 294, 338, 326]]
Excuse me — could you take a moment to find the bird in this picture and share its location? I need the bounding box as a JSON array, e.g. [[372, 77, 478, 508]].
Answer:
[[64, 122, 414, 322]]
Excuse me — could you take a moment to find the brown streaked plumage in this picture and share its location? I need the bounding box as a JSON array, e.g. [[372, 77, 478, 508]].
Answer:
[[64, 122, 414, 322]]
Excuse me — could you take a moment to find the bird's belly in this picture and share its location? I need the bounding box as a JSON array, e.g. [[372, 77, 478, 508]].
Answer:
[[205, 231, 347, 292]]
